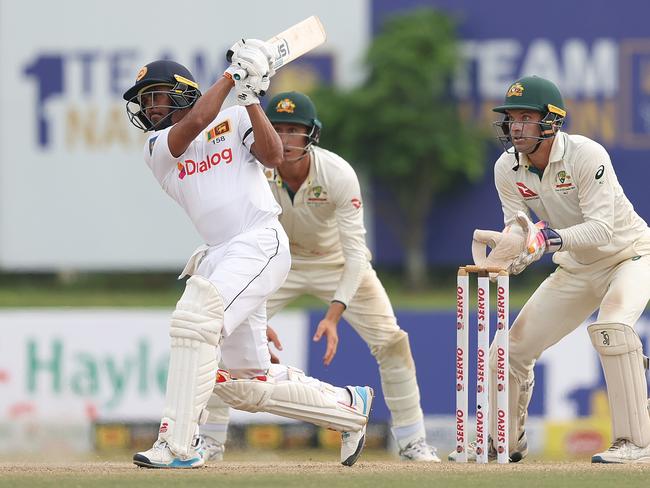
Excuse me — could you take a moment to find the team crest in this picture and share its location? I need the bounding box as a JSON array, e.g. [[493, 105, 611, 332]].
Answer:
[[506, 82, 524, 97], [554, 170, 575, 191], [307, 185, 328, 205], [276, 98, 296, 114], [207, 120, 230, 143], [136, 66, 147, 81]]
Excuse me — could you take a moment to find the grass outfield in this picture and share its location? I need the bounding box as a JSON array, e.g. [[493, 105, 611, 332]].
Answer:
[[0, 268, 552, 309], [2, 460, 650, 488]]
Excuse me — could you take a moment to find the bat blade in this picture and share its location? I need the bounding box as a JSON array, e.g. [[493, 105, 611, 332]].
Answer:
[[267, 15, 326, 70], [225, 16, 327, 83]]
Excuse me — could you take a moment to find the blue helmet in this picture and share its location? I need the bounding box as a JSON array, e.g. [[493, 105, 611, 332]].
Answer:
[[123, 60, 201, 131]]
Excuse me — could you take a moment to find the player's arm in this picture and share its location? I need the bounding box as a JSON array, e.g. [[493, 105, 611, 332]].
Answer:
[[248, 104, 283, 168], [167, 76, 233, 157], [332, 167, 371, 307], [312, 165, 370, 365], [167, 41, 274, 158]]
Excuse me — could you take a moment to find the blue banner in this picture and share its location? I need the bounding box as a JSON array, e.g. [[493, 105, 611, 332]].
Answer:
[[370, 0, 650, 265]]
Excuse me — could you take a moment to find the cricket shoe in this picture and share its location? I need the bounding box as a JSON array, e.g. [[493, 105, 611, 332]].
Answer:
[[133, 439, 204, 469], [447, 432, 528, 463], [399, 437, 441, 462], [197, 434, 225, 462], [592, 438, 650, 464], [340, 385, 374, 466]]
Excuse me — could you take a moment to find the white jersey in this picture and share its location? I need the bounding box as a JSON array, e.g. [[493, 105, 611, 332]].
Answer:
[[144, 106, 281, 246], [266, 146, 371, 306], [494, 131, 650, 268]]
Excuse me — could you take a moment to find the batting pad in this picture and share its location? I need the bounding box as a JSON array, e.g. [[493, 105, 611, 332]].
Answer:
[[213, 367, 368, 432], [588, 321, 650, 447], [373, 330, 423, 428], [159, 276, 224, 458]]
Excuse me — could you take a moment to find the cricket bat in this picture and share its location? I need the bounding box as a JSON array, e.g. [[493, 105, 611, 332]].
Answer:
[[226, 15, 326, 80]]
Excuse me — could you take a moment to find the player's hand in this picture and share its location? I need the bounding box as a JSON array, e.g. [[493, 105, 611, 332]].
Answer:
[[227, 39, 275, 79], [508, 211, 562, 274], [266, 325, 283, 364], [472, 228, 525, 278], [313, 318, 339, 366], [231, 75, 270, 105]]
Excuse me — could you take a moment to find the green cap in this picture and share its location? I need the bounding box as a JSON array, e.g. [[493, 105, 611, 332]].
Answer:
[[265, 91, 322, 129], [493, 76, 566, 118]]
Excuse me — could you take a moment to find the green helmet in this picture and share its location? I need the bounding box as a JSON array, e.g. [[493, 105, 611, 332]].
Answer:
[[265, 91, 322, 147], [493, 76, 566, 151], [493, 75, 566, 118]]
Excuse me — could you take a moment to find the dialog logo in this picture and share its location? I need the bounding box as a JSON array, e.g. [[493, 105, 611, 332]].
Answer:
[[177, 148, 233, 179]]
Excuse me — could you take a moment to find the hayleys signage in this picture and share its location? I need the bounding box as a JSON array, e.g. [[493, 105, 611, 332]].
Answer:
[[0, 310, 308, 423]]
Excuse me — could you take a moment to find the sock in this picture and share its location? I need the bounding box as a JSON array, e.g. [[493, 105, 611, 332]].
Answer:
[[392, 419, 426, 448]]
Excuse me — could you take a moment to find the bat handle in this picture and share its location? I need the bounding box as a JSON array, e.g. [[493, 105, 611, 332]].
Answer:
[[225, 49, 247, 80], [232, 68, 247, 81]]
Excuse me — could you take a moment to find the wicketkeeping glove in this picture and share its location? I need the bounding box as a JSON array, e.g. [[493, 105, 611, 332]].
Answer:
[[508, 211, 562, 274]]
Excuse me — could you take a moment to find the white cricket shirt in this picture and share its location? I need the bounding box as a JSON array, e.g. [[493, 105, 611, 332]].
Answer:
[[266, 146, 371, 306], [494, 131, 650, 267], [143, 105, 281, 246]]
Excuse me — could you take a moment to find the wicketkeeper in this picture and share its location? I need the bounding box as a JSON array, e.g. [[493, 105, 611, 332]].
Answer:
[[450, 75, 650, 464]]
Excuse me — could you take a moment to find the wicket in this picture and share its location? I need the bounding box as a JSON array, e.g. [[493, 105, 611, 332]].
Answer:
[[455, 265, 510, 464]]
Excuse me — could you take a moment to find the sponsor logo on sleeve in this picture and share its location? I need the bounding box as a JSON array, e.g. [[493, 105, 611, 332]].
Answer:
[[148, 135, 158, 156], [595, 165, 605, 180], [351, 197, 362, 209]]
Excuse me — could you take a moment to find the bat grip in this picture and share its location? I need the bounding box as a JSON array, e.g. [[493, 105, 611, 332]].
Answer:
[[232, 68, 247, 81]]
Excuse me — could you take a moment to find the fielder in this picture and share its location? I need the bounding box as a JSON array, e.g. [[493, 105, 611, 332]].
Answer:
[[122, 44, 373, 469], [451, 75, 650, 463], [199, 91, 440, 462]]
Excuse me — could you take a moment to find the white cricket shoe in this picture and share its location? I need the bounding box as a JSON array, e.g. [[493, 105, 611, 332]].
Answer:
[[447, 432, 527, 463], [399, 437, 441, 462], [197, 434, 225, 462], [133, 439, 204, 469], [592, 438, 650, 464], [340, 385, 374, 466]]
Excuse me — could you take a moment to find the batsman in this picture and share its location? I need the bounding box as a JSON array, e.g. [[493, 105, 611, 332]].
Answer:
[[455, 75, 650, 463], [199, 91, 439, 462]]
